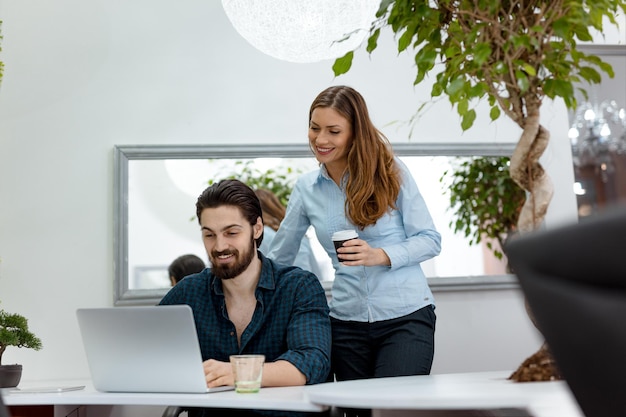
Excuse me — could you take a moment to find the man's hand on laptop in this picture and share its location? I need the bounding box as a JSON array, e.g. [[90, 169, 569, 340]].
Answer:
[[203, 359, 235, 388]]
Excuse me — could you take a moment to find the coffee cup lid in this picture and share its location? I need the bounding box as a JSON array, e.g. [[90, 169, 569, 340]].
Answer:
[[332, 230, 358, 240]]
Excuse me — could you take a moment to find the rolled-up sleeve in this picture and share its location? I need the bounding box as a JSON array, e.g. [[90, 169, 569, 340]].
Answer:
[[276, 274, 331, 384]]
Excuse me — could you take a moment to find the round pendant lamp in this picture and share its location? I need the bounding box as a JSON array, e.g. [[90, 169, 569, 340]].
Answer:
[[221, 0, 379, 63]]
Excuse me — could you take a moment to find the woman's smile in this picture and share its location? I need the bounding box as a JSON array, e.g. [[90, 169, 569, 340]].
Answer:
[[315, 146, 335, 156]]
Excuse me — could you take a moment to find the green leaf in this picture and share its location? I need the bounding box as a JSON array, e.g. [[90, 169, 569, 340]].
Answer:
[[366, 28, 381, 54], [489, 105, 501, 121], [415, 47, 437, 71], [515, 70, 529, 93], [543, 78, 574, 99], [522, 63, 537, 77], [578, 66, 602, 84], [332, 51, 354, 76], [398, 24, 416, 52], [494, 61, 506, 74], [444, 45, 460, 59], [468, 82, 486, 99], [431, 82, 444, 97], [472, 43, 492, 66], [446, 76, 465, 98], [552, 18, 571, 39], [461, 109, 476, 131], [574, 26, 593, 42], [458, 99, 469, 114], [377, 0, 394, 17], [511, 34, 531, 49], [598, 60, 615, 78]]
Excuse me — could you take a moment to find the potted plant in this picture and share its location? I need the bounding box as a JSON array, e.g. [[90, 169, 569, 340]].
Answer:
[[0, 305, 43, 388], [333, 0, 625, 381], [441, 156, 525, 263]]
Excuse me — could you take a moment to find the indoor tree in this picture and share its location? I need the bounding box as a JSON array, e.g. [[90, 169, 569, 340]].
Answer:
[[333, 0, 625, 381], [442, 156, 526, 262]]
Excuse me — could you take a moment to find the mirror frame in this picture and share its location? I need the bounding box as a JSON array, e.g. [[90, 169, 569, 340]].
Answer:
[[114, 142, 518, 306]]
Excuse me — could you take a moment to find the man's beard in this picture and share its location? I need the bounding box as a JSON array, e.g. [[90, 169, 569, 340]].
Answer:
[[209, 235, 256, 280]]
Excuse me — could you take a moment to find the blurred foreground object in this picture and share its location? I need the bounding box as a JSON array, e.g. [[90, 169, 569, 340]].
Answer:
[[507, 206, 626, 417]]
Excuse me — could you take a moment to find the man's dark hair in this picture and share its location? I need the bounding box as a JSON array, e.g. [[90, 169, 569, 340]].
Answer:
[[196, 179, 264, 247]]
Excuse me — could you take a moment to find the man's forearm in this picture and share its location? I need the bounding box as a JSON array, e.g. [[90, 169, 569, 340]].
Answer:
[[261, 359, 307, 387]]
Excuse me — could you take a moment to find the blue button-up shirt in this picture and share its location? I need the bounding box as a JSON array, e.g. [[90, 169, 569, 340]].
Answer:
[[159, 253, 331, 386], [267, 157, 441, 322]]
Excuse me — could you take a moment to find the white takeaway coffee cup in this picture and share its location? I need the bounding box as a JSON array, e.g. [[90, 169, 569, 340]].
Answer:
[[332, 230, 359, 254]]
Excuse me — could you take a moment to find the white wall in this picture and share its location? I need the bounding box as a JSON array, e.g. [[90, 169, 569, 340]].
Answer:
[[0, 0, 608, 383]]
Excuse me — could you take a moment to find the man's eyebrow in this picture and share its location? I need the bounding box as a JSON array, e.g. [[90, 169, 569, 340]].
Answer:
[[201, 224, 243, 232]]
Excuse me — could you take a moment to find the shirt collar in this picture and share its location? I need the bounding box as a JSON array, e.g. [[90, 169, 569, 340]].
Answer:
[[257, 252, 276, 291], [316, 164, 347, 187]]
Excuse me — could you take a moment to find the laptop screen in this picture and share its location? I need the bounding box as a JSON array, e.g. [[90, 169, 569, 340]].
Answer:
[[76, 305, 233, 393]]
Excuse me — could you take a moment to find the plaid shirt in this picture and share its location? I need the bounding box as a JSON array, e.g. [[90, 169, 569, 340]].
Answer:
[[159, 252, 331, 385]]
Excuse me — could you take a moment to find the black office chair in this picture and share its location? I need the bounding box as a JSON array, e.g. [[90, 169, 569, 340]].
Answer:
[[506, 206, 626, 417]]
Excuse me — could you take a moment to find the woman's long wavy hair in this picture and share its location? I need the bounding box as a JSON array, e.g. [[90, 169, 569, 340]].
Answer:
[[309, 86, 401, 229]]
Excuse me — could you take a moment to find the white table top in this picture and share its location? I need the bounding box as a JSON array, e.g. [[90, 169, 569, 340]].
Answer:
[[2, 379, 326, 412], [305, 371, 585, 417], [3, 372, 586, 417]]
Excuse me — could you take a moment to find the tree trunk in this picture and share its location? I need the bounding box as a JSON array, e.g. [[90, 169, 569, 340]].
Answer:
[[507, 104, 560, 382], [509, 107, 554, 232]]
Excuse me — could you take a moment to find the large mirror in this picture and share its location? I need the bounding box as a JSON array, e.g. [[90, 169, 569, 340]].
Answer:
[[114, 143, 518, 306]]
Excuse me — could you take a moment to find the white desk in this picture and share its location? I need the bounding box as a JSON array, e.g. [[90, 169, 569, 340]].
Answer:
[[4, 372, 586, 417], [3, 379, 326, 416], [305, 371, 585, 417]]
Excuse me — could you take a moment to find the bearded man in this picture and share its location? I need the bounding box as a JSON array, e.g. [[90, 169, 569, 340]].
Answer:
[[159, 179, 331, 417]]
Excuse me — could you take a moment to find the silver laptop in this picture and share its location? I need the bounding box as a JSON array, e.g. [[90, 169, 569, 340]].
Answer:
[[76, 305, 233, 393]]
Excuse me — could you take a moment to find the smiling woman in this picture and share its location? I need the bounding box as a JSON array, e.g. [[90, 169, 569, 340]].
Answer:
[[113, 143, 519, 306]]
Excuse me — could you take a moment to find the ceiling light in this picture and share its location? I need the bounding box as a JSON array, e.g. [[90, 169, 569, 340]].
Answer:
[[221, 0, 379, 63]]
